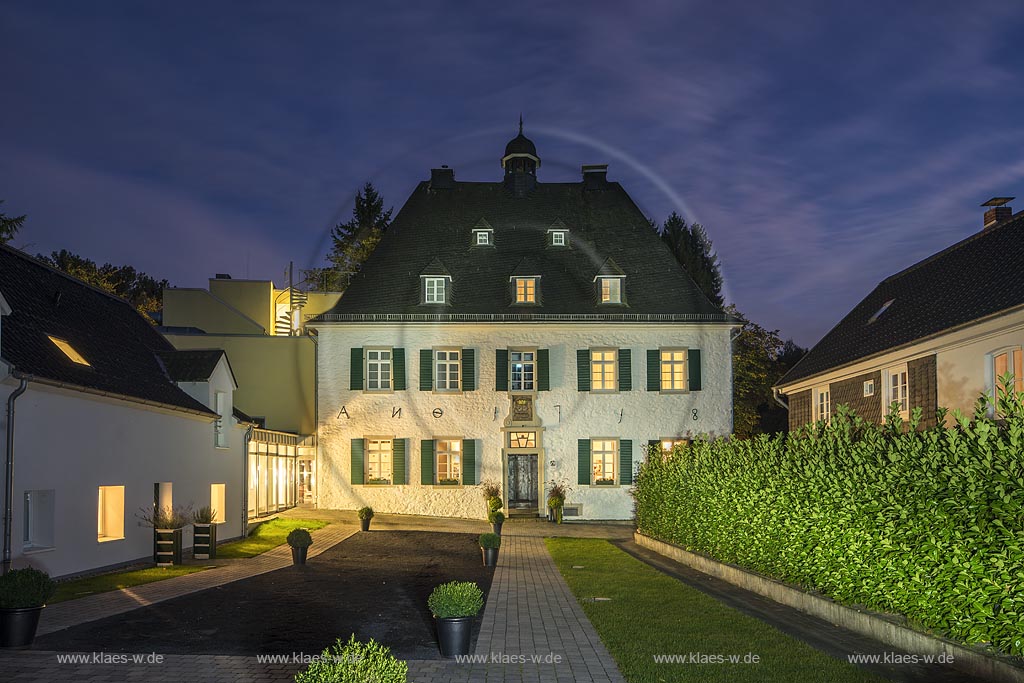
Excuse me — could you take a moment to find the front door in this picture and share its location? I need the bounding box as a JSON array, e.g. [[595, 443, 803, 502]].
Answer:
[[507, 454, 538, 508]]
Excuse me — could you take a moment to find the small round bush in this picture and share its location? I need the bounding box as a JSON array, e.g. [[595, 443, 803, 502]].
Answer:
[[487, 496, 503, 512], [294, 634, 407, 683], [479, 532, 501, 549], [488, 510, 505, 524], [287, 528, 313, 548], [357, 506, 374, 520], [0, 567, 56, 608], [428, 581, 483, 618]]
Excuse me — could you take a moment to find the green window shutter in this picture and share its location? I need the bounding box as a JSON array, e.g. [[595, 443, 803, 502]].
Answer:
[[350, 348, 364, 390], [462, 439, 477, 485], [537, 349, 550, 391], [688, 349, 702, 392], [618, 348, 632, 391], [577, 350, 591, 392], [495, 349, 509, 391], [462, 348, 476, 391], [393, 438, 406, 485], [351, 438, 365, 485], [647, 349, 660, 391], [578, 439, 591, 485], [419, 349, 433, 391], [420, 440, 435, 485], [393, 348, 406, 390], [620, 439, 633, 485]]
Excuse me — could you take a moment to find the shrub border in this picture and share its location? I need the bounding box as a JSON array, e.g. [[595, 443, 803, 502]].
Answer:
[[635, 531, 1024, 683]]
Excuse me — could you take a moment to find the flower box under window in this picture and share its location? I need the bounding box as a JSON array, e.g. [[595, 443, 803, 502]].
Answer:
[[437, 478, 461, 486], [366, 477, 391, 486], [594, 478, 616, 486]]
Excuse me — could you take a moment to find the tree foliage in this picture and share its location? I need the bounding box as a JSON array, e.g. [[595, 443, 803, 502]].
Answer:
[[37, 249, 169, 323], [659, 211, 723, 307], [302, 182, 392, 292], [0, 200, 26, 244]]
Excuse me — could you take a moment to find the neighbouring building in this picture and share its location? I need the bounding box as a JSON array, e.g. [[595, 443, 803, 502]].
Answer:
[[309, 125, 739, 521], [161, 275, 339, 515], [0, 244, 247, 578], [776, 197, 1024, 431]]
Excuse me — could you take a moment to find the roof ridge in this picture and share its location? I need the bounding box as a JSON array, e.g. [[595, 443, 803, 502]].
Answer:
[[0, 242, 138, 310]]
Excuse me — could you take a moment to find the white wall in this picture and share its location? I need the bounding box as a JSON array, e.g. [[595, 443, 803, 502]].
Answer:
[[0, 380, 246, 578], [315, 322, 734, 520]]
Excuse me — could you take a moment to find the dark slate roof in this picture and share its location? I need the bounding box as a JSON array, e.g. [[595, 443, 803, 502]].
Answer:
[[0, 244, 217, 416], [233, 406, 257, 425], [504, 133, 538, 158], [314, 179, 733, 321], [157, 349, 228, 383], [420, 258, 451, 277], [779, 211, 1024, 386], [595, 257, 626, 278]]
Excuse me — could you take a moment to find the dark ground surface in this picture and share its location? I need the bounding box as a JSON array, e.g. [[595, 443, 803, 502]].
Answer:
[[34, 531, 494, 660]]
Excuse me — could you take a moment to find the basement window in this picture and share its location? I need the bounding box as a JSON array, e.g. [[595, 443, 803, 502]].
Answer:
[[48, 335, 90, 366]]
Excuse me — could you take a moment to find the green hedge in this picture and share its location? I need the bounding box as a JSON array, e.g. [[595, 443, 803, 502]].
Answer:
[[634, 393, 1024, 657]]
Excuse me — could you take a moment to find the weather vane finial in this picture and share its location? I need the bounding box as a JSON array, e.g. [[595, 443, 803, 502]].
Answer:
[[518, 113, 523, 135]]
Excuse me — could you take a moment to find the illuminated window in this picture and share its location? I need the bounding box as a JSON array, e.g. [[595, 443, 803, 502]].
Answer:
[[551, 230, 567, 246], [424, 277, 447, 304], [514, 278, 536, 304], [591, 439, 617, 485], [48, 335, 90, 366], [659, 438, 688, 453], [366, 439, 393, 485], [660, 349, 687, 391], [883, 365, 908, 418], [591, 349, 617, 392], [509, 431, 537, 448], [863, 380, 875, 397], [992, 347, 1024, 409], [599, 278, 622, 304], [813, 386, 831, 424], [436, 439, 462, 484], [510, 351, 535, 391], [366, 348, 392, 391], [210, 484, 226, 523], [474, 230, 493, 246], [435, 349, 461, 391], [97, 485, 125, 542]]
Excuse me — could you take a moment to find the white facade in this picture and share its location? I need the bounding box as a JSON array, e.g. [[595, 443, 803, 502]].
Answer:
[[314, 322, 734, 520]]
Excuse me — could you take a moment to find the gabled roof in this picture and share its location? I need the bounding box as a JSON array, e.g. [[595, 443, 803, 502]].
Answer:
[[779, 211, 1024, 386], [157, 349, 235, 386], [419, 258, 451, 277], [314, 178, 734, 321], [510, 257, 542, 277], [595, 257, 626, 278], [0, 244, 216, 416]]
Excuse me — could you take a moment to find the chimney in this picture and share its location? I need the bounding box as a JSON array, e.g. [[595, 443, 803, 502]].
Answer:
[[982, 197, 1014, 229], [214, 273, 232, 279], [430, 165, 455, 190], [582, 164, 608, 190]]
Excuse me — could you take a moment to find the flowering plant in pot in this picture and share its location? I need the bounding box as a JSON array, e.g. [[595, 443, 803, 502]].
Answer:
[[547, 481, 569, 523], [137, 505, 192, 565], [488, 509, 505, 535], [428, 581, 483, 657], [481, 480, 501, 516], [480, 532, 501, 567], [192, 506, 218, 560], [287, 528, 314, 565], [0, 567, 56, 648], [357, 506, 374, 531]]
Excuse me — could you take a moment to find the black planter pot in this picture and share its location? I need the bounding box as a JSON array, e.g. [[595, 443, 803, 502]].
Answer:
[[193, 523, 217, 560], [435, 616, 473, 657], [360, 518, 371, 532], [491, 522, 503, 535], [482, 547, 499, 567], [154, 528, 183, 566], [0, 606, 44, 648], [291, 545, 309, 565]]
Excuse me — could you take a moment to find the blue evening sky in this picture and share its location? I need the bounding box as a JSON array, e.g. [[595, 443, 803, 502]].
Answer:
[[3, 2, 1023, 345]]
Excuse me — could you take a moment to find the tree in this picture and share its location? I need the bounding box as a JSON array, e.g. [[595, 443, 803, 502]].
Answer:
[[659, 212, 723, 307], [1, 200, 26, 244], [302, 182, 392, 292], [37, 249, 170, 323]]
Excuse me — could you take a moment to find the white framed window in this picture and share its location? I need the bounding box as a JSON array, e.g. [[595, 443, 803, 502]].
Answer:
[[97, 485, 125, 542], [514, 277, 537, 304], [510, 350, 536, 391], [992, 347, 1024, 409], [863, 380, 875, 397], [210, 484, 226, 523], [435, 349, 461, 391], [591, 439, 617, 485], [436, 439, 462, 484], [600, 278, 622, 304], [214, 391, 228, 448], [813, 386, 831, 423], [474, 230, 493, 246], [366, 348, 392, 391], [48, 335, 90, 366], [424, 277, 447, 304], [23, 489, 55, 551], [591, 348, 617, 392], [551, 230, 567, 246], [883, 365, 909, 418], [366, 438, 393, 485], [660, 349, 687, 391]]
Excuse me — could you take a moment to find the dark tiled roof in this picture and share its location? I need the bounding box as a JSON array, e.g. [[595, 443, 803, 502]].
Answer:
[[0, 244, 216, 416], [779, 211, 1024, 386], [316, 180, 732, 320], [157, 349, 228, 383], [233, 406, 257, 425], [504, 133, 538, 158]]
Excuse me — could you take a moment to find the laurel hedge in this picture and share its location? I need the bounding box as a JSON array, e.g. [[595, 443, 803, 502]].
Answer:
[[633, 392, 1024, 657]]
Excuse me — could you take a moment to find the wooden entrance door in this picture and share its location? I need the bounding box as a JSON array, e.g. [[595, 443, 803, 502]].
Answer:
[[507, 454, 538, 508]]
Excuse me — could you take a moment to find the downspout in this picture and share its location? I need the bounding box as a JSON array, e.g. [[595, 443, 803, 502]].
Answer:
[[242, 424, 253, 538], [308, 328, 319, 510], [3, 374, 29, 575], [773, 387, 789, 411]]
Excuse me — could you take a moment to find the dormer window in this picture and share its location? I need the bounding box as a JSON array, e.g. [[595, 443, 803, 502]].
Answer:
[[48, 335, 90, 366], [513, 277, 538, 304], [550, 230, 567, 247], [473, 229, 493, 246], [599, 277, 622, 304], [424, 277, 448, 304]]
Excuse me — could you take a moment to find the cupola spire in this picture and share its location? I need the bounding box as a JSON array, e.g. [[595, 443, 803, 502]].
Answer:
[[501, 117, 541, 197]]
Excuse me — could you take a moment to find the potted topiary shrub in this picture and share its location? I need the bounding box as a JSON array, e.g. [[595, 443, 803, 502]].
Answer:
[[480, 532, 501, 567], [0, 567, 56, 648], [287, 528, 313, 565], [488, 509, 505, 535], [358, 506, 374, 532], [487, 496, 503, 515], [138, 505, 191, 566], [295, 634, 407, 683], [192, 506, 218, 560], [428, 581, 483, 657]]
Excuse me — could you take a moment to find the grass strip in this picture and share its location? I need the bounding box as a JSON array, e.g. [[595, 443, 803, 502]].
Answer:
[[52, 566, 210, 604], [546, 538, 883, 683], [217, 518, 329, 558]]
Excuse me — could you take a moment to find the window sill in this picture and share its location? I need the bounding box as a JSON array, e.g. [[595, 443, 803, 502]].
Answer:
[[364, 389, 396, 395], [433, 483, 464, 489], [23, 545, 56, 555], [590, 389, 620, 395], [658, 389, 690, 395], [433, 389, 464, 395], [97, 536, 125, 543]]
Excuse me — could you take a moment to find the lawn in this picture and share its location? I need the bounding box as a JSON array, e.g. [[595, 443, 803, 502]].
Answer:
[[217, 518, 329, 558], [52, 566, 210, 604], [546, 538, 883, 683]]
